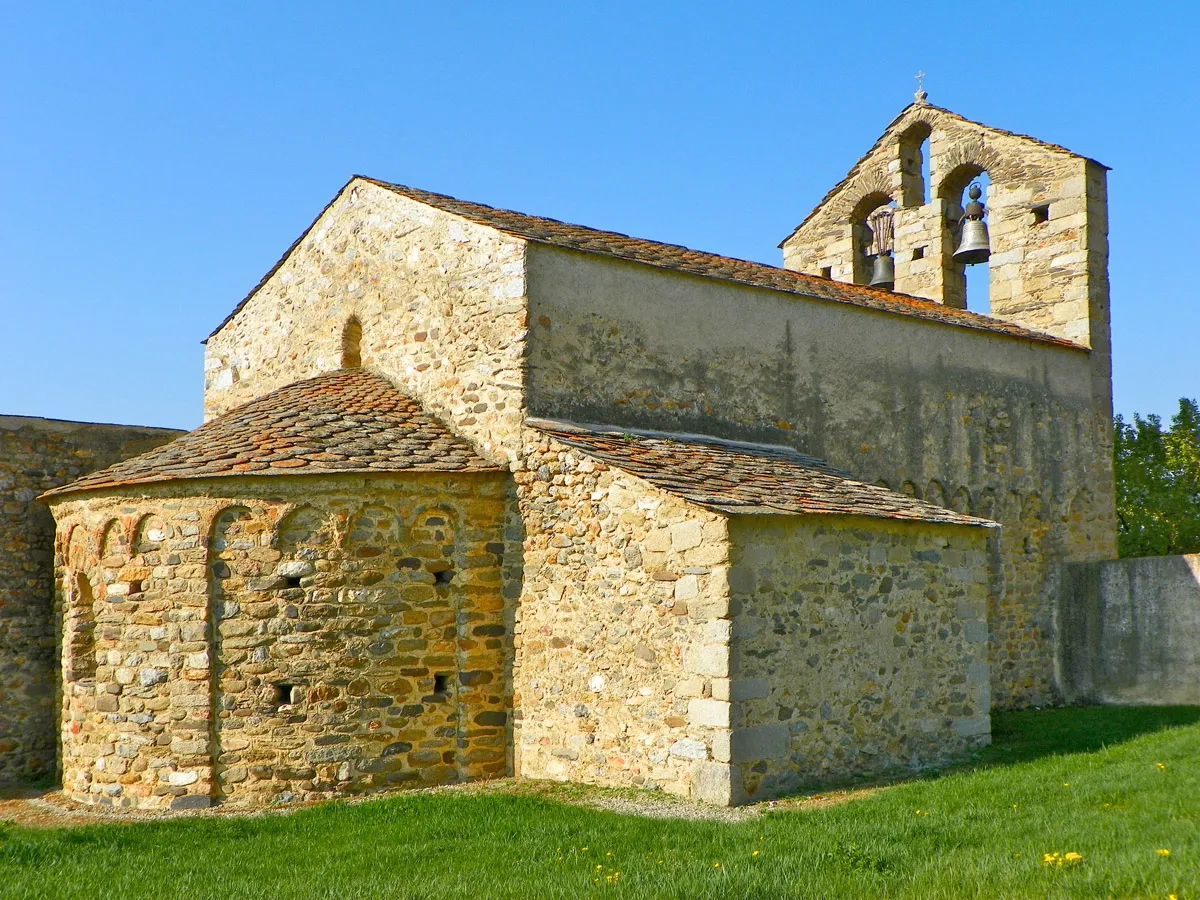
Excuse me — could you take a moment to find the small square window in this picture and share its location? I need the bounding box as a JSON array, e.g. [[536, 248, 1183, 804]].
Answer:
[[273, 683, 297, 705], [820, 266, 833, 279], [912, 247, 925, 261], [1032, 204, 1050, 225]]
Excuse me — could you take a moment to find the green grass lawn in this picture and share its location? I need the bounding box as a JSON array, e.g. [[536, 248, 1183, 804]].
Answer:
[[2, 707, 1198, 899]]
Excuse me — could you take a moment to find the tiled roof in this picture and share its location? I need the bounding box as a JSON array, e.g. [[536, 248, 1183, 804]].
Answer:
[[208, 176, 1081, 350], [43, 370, 500, 498], [529, 420, 992, 527], [781, 101, 1107, 242]]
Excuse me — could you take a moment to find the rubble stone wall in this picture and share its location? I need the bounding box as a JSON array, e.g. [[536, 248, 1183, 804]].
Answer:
[[0, 415, 181, 784], [202, 180, 529, 466], [49, 471, 512, 809], [512, 431, 737, 802], [727, 515, 992, 802]]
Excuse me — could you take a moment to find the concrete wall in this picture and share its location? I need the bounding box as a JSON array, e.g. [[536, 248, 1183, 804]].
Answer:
[[525, 244, 1116, 708], [1060, 554, 1200, 706], [49, 472, 513, 809], [0, 415, 181, 784], [727, 515, 991, 802]]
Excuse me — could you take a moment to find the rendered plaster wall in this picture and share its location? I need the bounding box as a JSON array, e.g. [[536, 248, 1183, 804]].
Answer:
[[524, 244, 1116, 708], [202, 180, 529, 465], [726, 515, 991, 802], [0, 415, 181, 784], [1059, 554, 1200, 705], [513, 432, 736, 802], [49, 472, 512, 809]]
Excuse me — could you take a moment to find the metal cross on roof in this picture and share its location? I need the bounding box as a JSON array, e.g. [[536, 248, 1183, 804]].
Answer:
[[914, 71, 928, 103]]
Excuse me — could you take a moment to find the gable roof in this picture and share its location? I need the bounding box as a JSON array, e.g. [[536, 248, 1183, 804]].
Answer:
[[207, 176, 1082, 351], [42, 369, 500, 499], [780, 101, 1108, 244], [529, 419, 992, 528]]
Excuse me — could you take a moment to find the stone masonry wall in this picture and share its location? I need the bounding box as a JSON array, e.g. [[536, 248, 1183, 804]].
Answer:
[[525, 244, 1116, 709], [513, 431, 736, 803], [0, 415, 181, 784], [203, 179, 529, 466], [49, 472, 512, 810], [727, 515, 991, 802]]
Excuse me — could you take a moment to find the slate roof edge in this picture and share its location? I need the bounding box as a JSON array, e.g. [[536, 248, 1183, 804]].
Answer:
[[525, 416, 851, 474], [40, 466, 504, 503], [780, 101, 1109, 246], [361, 178, 1081, 351], [0, 415, 186, 434], [527, 417, 998, 529]]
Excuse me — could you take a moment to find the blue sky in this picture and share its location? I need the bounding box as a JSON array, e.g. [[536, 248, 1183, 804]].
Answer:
[[1, 1, 1194, 430]]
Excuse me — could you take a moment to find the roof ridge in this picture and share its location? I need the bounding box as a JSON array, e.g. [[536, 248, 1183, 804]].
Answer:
[[206, 175, 1083, 352]]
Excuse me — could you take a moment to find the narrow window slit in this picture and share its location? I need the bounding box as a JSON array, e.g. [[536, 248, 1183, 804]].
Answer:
[[434, 673, 452, 696], [283, 575, 303, 589], [1032, 204, 1050, 225], [912, 247, 925, 260], [820, 266, 833, 279]]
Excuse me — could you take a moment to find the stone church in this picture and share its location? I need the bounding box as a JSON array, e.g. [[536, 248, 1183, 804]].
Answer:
[[3, 95, 1116, 809]]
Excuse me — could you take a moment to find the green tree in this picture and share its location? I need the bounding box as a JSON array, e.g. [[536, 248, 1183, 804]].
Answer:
[[1114, 397, 1200, 557]]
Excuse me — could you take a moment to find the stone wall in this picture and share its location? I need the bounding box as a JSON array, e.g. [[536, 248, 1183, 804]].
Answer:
[[524, 244, 1116, 708], [727, 515, 992, 802], [512, 432, 734, 801], [202, 180, 529, 466], [0, 415, 181, 784], [49, 471, 513, 809], [1059, 554, 1200, 705]]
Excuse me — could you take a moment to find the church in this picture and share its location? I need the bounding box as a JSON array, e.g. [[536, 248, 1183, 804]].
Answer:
[[32, 95, 1116, 809]]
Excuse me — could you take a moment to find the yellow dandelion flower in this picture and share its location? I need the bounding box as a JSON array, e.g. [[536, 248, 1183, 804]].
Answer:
[[1158, 762, 1168, 771], [657, 860, 663, 865], [595, 864, 603, 870], [1063, 782, 1071, 787], [1169, 894, 1178, 900], [1158, 849, 1171, 858], [713, 862, 721, 869], [752, 850, 760, 857], [1064, 852, 1083, 862], [581, 846, 588, 852]]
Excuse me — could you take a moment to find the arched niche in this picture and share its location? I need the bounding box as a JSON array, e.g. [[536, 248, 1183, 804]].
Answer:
[[341, 316, 363, 369]]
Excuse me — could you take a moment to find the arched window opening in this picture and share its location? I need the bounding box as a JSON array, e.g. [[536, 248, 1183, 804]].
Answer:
[[899, 123, 932, 207], [849, 192, 896, 286], [938, 164, 991, 312], [341, 317, 362, 369]]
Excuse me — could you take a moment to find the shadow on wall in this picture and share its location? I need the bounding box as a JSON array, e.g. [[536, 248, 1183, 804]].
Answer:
[[1059, 554, 1200, 706]]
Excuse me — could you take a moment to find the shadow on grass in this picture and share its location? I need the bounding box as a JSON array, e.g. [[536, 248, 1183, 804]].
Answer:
[[765, 705, 1200, 804], [977, 704, 1200, 765]]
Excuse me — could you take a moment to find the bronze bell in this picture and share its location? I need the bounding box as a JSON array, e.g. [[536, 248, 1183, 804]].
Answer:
[[953, 183, 991, 265], [869, 253, 895, 290]]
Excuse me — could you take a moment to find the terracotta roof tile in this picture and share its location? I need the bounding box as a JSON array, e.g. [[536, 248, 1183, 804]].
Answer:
[[43, 370, 500, 498], [531, 420, 992, 528], [208, 176, 1082, 350]]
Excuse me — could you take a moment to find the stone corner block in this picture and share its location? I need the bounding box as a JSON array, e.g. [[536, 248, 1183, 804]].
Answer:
[[687, 698, 731, 728], [729, 724, 790, 763]]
